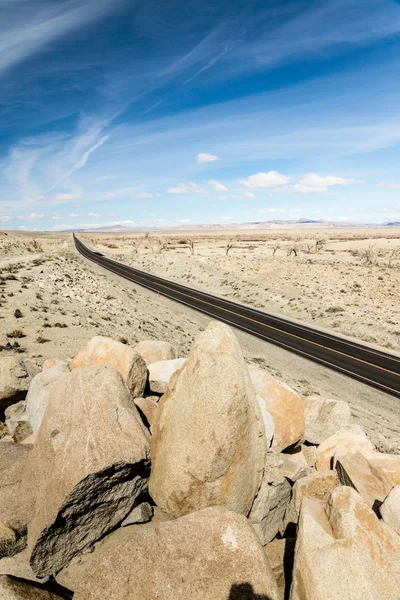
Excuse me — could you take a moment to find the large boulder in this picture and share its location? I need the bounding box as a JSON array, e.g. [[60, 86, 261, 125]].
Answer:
[[0, 575, 64, 599], [315, 427, 375, 471], [248, 365, 305, 450], [0, 442, 33, 532], [148, 358, 187, 394], [70, 336, 147, 398], [249, 455, 292, 545], [380, 485, 400, 536], [290, 486, 400, 600], [0, 358, 39, 412], [134, 397, 158, 430], [0, 522, 16, 559], [25, 363, 69, 435], [149, 321, 266, 518], [134, 340, 178, 365], [336, 452, 394, 510], [24, 366, 150, 579], [4, 401, 30, 441], [0, 549, 42, 583], [265, 538, 295, 600], [73, 507, 280, 600], [303, 395, 352, 445]]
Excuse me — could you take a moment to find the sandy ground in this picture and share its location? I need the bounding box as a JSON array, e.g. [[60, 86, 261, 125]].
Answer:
[[0, 229, 399, 451]]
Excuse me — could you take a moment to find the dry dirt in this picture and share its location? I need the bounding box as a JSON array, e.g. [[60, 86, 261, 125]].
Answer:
[[0, 228, 399, 451]]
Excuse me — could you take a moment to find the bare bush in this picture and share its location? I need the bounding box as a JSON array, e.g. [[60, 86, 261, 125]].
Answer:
[[225, 239, 234, 256]]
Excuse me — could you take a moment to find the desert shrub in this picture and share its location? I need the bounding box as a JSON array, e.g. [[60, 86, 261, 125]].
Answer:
[[14, 309, 23, 318], [7, 329, 25, 338], [325, 306, 345, 313], [36, 336, 48, 344], [118, 336, 128, 344]]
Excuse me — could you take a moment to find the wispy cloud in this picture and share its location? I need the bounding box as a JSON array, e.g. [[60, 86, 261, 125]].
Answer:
[[377, 181, 400, 189], [166, 182, 208, 194], [208, 179, 227, 191], [292, 174, 361, 193], [0, 0, 125, 78]]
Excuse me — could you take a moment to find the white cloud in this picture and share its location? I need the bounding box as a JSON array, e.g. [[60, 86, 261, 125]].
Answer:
[[243, 191, 256, 198], [68, 213, 79, 217], [88, 212, 101, 218], [208, 180, 227, 191], [166, 182, 208, 194], [35, 193, 82, 202], [197, 153, 220, 163], [107, 192, 117, 197], [26, 212, 44, 221], [292, 174, 361, 193], [52, 216, 61, 220], [377, 182, 400, 189], [239, 171, 290, 188], [136, 192, 153, 198]]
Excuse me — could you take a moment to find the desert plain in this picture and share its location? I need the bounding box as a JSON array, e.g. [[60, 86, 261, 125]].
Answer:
[[1, 226, 399, 449]]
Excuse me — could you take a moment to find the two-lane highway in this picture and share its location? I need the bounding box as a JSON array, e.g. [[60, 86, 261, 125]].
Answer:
[[73, 234, 400, 398]]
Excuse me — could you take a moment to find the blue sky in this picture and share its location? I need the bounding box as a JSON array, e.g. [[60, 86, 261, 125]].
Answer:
[[1, 0, 400, 231]]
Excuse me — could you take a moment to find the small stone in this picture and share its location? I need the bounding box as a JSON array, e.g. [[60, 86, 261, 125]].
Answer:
[[121, 502, 153, 526]]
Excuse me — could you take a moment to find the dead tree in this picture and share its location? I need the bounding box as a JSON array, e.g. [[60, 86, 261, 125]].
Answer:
[[187, 239, 195, 255], [272, 243, 280, 256], [225, 239, 234, 256], [315, 238, 326, 253]]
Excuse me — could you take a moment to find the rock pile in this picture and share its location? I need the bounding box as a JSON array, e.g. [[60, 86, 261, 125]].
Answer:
[[0, 323, 399, 599]]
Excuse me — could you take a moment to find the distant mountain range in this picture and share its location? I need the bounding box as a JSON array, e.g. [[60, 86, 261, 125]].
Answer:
[[62, 219, 400, 233]]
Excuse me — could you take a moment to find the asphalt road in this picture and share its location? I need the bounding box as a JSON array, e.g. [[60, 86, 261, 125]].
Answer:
[[74, 234, 400, 398]]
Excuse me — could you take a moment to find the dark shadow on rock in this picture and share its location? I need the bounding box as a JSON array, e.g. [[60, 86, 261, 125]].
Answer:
[[283, 537, 296, 600], [228, 582, 269, 599]]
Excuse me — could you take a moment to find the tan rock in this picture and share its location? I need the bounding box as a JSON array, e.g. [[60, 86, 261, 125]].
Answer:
[[283, 470, 338, 533], [149, 322, 266, 518], [71, 336, 147, 397], [74, 507, 280, 600], [148, 358, 187, 394], [301, 444, 317, 468], [303, 395, 352, 445], [24, 366, 150, 579], [0, 549, 43, 583], [134, 397, 158, 429], [0, 358, 38, 411], [380, 485, 400, 535], [370, 453, 400, 485], [134, 340, 178, 365], [278, 454, 311, 483], [290, 486, 400, 600], [248, 365, 305, 450], [42, 359, 69, 371], [336, 452, 394, 509], [0, 442, 33, 532], [0, 575, 64, 599], [316, 428, 375, 471], [265, 538, 295, 600], [25, 363, 70, 435], [249, 455, 292, 545], [4, 401, 28, 438]]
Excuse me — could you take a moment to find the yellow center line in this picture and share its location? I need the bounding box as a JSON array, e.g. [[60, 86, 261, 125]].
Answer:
[[78, 241, 400, 380]]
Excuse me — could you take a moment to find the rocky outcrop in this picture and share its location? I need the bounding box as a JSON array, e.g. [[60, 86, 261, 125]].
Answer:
[[149, 322, 266, 518], [73, 507, 280, 600], [148, 358, 187, 394], [134, 340, 178, 365], [0, 358, 39, 412], [25, 363, 69, 435], [71, 336, 147, 398], [134, 397, 158, 429], [303, 395, 352, 445], [290, 486, 400, 600], [248, 365, 305, 450], [24, 366, 150, 579]]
